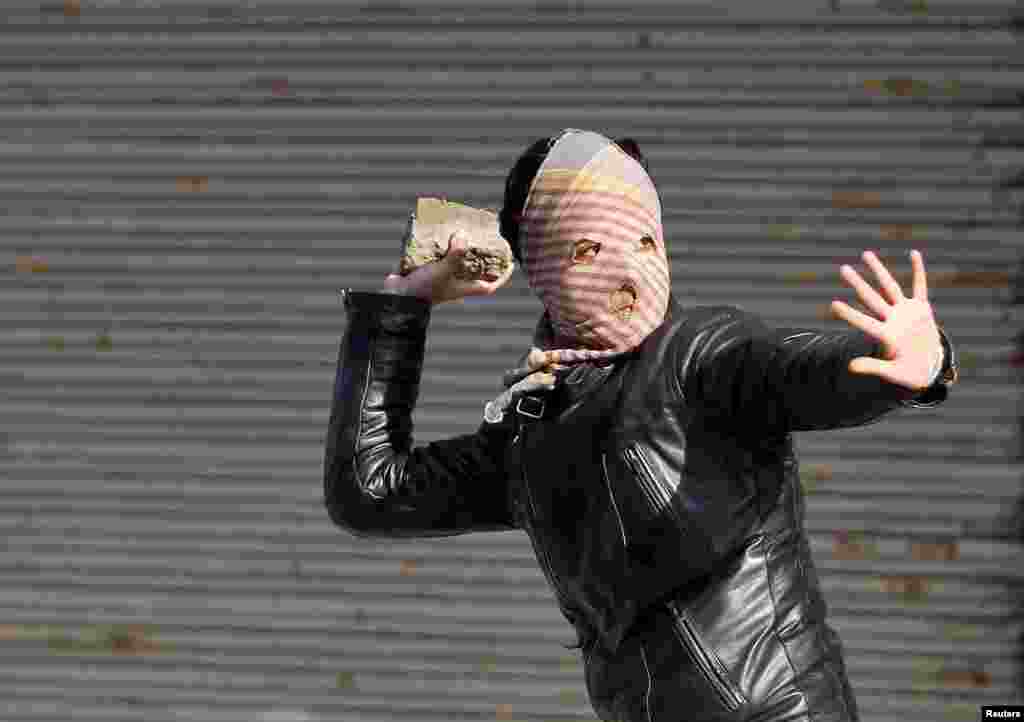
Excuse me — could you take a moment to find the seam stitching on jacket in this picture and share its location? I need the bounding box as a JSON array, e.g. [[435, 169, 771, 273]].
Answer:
[[821, 642, 852, 722], [638, 637, 654, 722], [670, 317, 689, 406], [762, 534, 803, 710], [602, 453, 630, 548], [351, 323, 376, 496]]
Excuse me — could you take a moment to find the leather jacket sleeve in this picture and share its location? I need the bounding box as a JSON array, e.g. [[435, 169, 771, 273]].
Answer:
[[680, 306, 957, 434], [323, 290, 518, 538]]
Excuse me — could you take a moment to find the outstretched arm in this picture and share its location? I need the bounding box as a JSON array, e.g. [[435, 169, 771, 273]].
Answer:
[[682, 250, 958, 433]]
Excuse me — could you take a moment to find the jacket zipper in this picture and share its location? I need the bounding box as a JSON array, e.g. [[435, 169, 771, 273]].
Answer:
[[623, 446, 672, 512], [627, 446, 743, 710], [670, 601, 745, 711]]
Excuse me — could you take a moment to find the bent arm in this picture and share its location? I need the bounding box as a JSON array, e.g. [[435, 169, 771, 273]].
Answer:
[[324, 290, 517, 538], [681, 306, 957, 434]]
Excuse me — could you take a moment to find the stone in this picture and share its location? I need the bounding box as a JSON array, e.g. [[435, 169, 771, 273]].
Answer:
[[399, 197, 514, 281]]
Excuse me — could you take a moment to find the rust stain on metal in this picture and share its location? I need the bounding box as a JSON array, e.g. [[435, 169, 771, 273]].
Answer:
[[870, 269, 1008, 289], [883, 78, 925, 96], [108, 625, 163, 655], [15, 256, 48, 273], [880, 575, 929, 599], [903, 269, 1007, 289], [864, 77, 933, 97], [937, 669, 991, 688], [910, 540, 959, 561], [176, 176, 209, 192], [941, 270, 1010, 288], [784, 270, 820, 284], [813, 264, 1006, 293], [42, 624, 168, 655], [880, 224, 914, 242], [833, 532, 877, 560], [799, 464, 832, 493], [832, 191, 881, 209]]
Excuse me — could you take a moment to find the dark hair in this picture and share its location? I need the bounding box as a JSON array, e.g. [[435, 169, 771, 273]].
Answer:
[[498, 135, 650, 264]]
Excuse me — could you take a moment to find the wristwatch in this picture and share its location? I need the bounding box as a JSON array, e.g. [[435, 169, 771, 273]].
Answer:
[[906, 324, 958, 408], [935, 324, 959, 387]]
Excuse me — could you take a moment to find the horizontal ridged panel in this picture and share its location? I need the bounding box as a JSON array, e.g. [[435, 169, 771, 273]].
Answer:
[[1, 1, 1021, 720]]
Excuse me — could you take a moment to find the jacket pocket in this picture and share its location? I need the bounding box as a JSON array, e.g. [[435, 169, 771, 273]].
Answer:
[[618, 445, 689, 569], [623, 445, 674, 515], [667, 600, 746, 712]]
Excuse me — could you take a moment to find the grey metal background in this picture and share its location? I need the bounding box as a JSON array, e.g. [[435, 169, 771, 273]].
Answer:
[[1, 1, 1022, 720]]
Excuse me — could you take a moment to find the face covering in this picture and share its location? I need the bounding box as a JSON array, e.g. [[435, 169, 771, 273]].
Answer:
[[521, 128, 671, 353], [484, 128, 671, 424]]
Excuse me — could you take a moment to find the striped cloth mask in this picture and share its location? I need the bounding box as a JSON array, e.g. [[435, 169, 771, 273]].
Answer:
[[484, 129, 671, 424]]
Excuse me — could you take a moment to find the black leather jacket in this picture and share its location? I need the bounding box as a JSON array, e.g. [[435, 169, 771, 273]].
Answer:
[[325, 290, 956, 721]]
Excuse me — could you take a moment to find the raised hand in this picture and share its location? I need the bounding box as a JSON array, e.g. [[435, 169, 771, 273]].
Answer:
[[382, 231, 514, 305], [829, 250, 944, 392]]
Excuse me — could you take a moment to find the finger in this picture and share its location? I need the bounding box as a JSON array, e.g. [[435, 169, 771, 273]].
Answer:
[[831, 299, 887, 339], [492, 259, 516, 286], [451, 255, 515, 299], [861, 250, 905, 303], [475, 258, 516, 289], [839, 264, 890, 320], [453, 274, 501, 298], [527, 348, 549, 369], [910, 249, 928, 300], [849, 356, 913, 389], [848, 356, 887, 378], [462, 280, 497, 297], [447, 231, 468, 256]]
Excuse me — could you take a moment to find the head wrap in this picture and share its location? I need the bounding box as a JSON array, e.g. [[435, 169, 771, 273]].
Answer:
[[484, 129, 671, 423]]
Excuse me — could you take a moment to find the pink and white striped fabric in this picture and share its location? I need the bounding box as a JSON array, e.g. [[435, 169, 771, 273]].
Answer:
[[483, 129, 672, 424], [519, 128, 671, 360]]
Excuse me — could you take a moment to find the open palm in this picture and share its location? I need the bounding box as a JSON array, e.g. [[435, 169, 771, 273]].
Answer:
[[830, 250, 943, 392]]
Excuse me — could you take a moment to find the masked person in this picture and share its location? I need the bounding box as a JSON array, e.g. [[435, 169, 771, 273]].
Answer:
[[325, 129, 958, 722]]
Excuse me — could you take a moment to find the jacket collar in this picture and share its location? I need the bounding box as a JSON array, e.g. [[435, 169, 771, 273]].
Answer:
[[549, 293, 682, 406]]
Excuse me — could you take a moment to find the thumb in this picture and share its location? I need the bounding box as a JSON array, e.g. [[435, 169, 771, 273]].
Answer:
[[849, 357, 883, 377], [445, 231, 469, 259]]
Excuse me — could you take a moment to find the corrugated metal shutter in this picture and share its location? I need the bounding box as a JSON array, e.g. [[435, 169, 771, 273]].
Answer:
[[2, 1, 1021, 720]]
